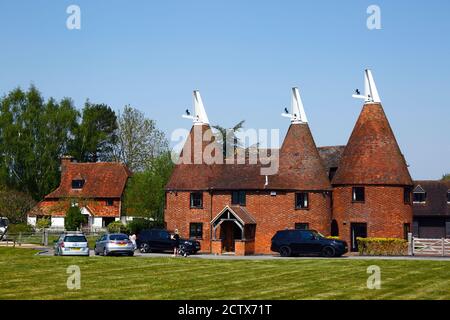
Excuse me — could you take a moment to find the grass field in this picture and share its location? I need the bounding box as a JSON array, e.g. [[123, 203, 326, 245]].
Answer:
[[1, 247, 450, 300]]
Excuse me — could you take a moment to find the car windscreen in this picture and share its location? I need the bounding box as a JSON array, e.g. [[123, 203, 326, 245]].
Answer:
[[64, 235, 87, 242], [109, 234, 128, 241]]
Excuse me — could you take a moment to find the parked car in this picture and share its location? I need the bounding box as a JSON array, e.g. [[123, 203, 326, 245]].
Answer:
[[94, 233, 134, 256], [136, 229, 201, 254], [271, 229, 348, 257], [54, 232, 90, 256], [0, 217, 8, 240]]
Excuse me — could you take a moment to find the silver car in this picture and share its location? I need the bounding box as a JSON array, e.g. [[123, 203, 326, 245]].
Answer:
[[54, 233, 90, 256], [94, 233, 134, 256]]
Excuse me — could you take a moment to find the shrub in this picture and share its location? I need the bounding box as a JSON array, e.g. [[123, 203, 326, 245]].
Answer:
[[36, 217, 51, 230], [126, 219, 164, 235], [107, 221, 128, 233], [7, 223, 34, 234], [65, 206, 84, 231], [357, 237, 408, 256]]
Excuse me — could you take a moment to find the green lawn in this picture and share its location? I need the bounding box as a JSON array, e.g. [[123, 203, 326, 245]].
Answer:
[[1, 247, 450, 300]]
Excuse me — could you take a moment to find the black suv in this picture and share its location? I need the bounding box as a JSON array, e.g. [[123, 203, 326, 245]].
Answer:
[[136, 229, 201, 254], [271, 229, 348, 257]]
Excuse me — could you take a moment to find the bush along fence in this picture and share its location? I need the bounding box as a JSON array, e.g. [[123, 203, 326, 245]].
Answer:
[[357, 237, 409, 256]]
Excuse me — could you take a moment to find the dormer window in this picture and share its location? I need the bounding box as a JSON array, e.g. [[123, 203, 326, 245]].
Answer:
[[413, 185, 426, 203], [72, 179, 85, 189], [447, 190, 450, 204]]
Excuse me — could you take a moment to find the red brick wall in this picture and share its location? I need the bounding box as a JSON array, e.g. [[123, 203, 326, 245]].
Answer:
[[165, 190, 331, 254], [165, 191, 213, 252], [332, 186, 413, 245]]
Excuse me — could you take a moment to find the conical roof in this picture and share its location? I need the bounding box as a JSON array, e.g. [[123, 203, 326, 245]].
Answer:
[[166, 124, 219, 190], [332, 103, 412, 186], [270, 123, 332, 190]]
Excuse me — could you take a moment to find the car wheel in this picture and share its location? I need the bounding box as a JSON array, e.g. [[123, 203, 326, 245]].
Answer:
[[103, 248, 108, 256], [279, 246, 292, 257], [140, 243, 150, 253], [322, 246, 336, 257]]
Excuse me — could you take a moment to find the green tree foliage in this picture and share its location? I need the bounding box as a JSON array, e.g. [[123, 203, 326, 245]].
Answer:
[[70, 102, 118, 163], [114, 105, 168, 172], [442, 173, 450, 181], [212, 120, 245, 159], [0, 187, 36, 224], [0, 86, 78, 200], [123, 152, 174, 221], [35, 217, 51, 229], [64, 206, 84, 231], [106, 221, 128, 233]]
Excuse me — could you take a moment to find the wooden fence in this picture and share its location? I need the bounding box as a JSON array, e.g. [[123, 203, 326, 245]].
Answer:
[[412, 237, 450, 257]]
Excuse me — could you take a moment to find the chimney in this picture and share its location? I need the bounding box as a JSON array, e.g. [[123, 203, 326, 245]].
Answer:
[[60, 155, 75, 173]]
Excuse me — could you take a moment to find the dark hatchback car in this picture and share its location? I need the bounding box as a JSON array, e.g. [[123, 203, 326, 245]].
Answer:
[[271, 229, 348, 257], [136, 229, 201, 254]]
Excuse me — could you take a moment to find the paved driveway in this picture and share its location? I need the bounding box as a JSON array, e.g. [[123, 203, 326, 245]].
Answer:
[[34, 248, 450, 261]]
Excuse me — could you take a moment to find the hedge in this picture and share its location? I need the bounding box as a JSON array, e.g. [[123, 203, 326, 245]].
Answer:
[[357, 237, 408, 256]]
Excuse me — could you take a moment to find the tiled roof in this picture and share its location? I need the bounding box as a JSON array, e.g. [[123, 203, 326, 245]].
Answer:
[[332, 103, 413, 186], [45, 162, 131, 199], [318, 145, 346, 171], [166, 123, 332, 191], [413, 180, 450, 216], [31, 199, 120, 217]]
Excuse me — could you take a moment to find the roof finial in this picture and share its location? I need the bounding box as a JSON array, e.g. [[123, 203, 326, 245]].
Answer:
[[352, 69, 381, 103], [281, 87, 308, 123], [182, 90, 210, 125]]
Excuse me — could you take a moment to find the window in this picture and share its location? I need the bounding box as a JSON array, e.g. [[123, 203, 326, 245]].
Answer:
[[413, 185, 426, 203], [71, 179, 84, 189], [106, 199, 114, 206], [295, 192, 309, 209], [413, 192, 426, 203], [403, 223, 411, 240], [231, 191, 246, 206], [190, 192, 203, 208], [189, 223, 203, 239], [447, 191, 450, 203], [352, 187, 365, 202], [404, 187, 412, 204], [295, 223, 309, 230]]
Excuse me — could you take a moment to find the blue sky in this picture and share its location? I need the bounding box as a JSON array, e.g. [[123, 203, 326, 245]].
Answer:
[[1, 0, 449, 179]]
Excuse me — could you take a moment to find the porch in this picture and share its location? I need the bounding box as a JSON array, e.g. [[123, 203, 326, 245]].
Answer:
[[210, 205, 256, 256]]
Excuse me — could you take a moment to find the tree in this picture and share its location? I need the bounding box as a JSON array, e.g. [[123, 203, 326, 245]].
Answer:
[[123, 152, 174, 220], [0, 86, 78, 200], [0, 187, 36, 224], [442, 174, 450, 181], [70, 102, 118, 162], [212, 120, 245, 159], [64, 206, 84, 231], [114, 105, 168, 172]]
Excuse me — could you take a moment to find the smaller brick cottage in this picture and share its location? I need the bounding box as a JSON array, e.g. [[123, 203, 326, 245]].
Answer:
[[28, 156, 131, 230]]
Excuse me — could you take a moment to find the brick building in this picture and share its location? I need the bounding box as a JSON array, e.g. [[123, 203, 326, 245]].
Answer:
[[165, 70, 414, 255], [412, 180, 450, 239], [28, 156, 131, 230]]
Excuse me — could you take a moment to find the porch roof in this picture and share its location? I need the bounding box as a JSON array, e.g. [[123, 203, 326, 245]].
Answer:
[[211, 205, 256, 226]]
